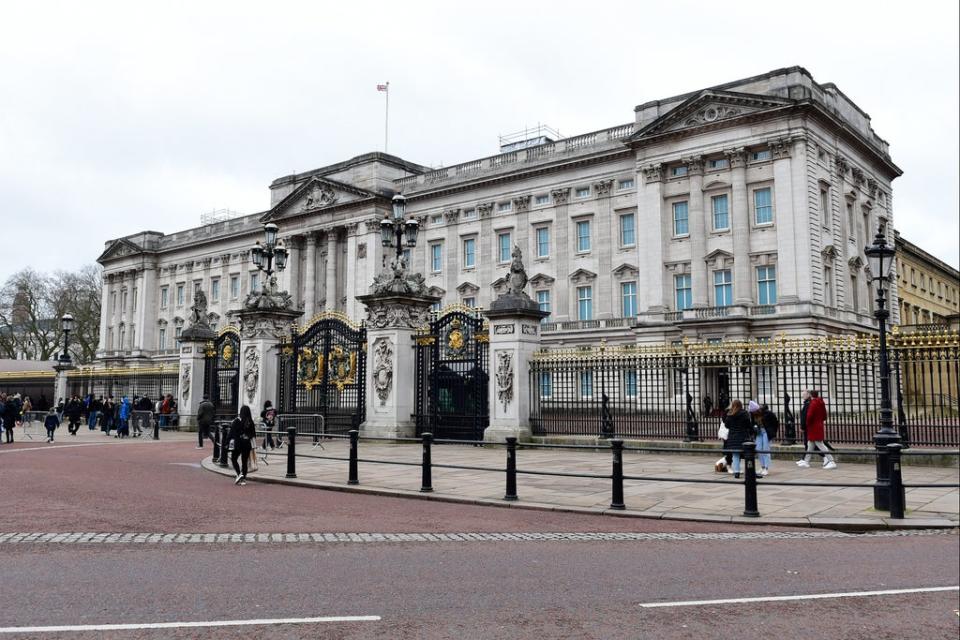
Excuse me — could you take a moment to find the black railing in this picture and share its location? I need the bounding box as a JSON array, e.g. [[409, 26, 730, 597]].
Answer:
[[265, 428, 959, 522]]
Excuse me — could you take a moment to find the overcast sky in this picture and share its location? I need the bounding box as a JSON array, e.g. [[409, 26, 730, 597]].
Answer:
[[1, 0, 957, 284]]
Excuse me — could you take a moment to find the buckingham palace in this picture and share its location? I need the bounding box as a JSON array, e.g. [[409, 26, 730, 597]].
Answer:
[[96, 66, 902, 364]]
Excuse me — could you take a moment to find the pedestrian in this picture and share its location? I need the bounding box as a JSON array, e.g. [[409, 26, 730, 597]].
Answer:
[[2, 393, 16, 443], [228, 405, 256, 486], [749, 401, 779, 477], [722, 399, 753, 479], [117, 396, 131, 438], [797, 390, 837, 469], [196, 393, 216, 449], [44, 407, 60, 443], [702, 395, 713, 418], [66, 396, 83, 436], [101, 396, 114, 435], [260, 400, 277, 450], [159, 394, 172, 428]]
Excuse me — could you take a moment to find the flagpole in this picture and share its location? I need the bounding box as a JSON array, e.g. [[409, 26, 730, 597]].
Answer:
[[384, 81, 389, 153]]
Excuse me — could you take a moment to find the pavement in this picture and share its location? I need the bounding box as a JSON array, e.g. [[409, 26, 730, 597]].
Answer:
[[203, 436, 959, 530]]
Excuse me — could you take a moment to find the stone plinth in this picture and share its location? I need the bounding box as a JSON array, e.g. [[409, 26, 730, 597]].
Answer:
[[177, 331, 214, 427], [357, 292, 439, 439], [483, 304, 548, 442], [232, 307, 302, 417]]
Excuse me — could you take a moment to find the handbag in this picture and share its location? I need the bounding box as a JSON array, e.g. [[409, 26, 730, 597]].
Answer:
[[247, 447, 258, 472], [717, 420, 729, 441]]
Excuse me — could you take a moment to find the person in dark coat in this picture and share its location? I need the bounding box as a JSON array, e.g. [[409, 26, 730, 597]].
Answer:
[[228, 405, 257, 485], [722, 399, 753, 478], [196, 394, 216, 449], [2, 395, 17, 443], [65, 396, 83, 436], [44, 407, 60, 443]]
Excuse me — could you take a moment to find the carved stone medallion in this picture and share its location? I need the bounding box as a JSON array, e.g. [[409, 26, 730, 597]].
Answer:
[[372, 337, 394, 406], [496, 351, 514, 412], [243, 346, 260, 403]]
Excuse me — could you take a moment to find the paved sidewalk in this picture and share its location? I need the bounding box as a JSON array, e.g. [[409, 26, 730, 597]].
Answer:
[[203, 439, 959, 530]]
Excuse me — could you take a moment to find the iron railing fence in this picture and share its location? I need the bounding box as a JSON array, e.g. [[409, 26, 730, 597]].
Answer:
[[0, 373, 55, 405], [528, 330, 960, 447], [65, 367, 179, 404]]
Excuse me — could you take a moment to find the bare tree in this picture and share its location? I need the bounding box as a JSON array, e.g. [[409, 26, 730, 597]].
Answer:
[[0, 265, 102, 364]]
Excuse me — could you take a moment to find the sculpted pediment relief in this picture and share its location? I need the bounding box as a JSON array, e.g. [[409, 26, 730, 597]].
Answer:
[[490, 277, 508, 293], [427, 286, 446, 297], [529, 273, 556, 288], [612, 263, 639, 278], [97, 238, 145, 263], [263, 176, 376, 222], [704, 250, 734, 269], [456, 281, 479, 295], [632, 90, 795, 140], [569, 268, 598, 284]]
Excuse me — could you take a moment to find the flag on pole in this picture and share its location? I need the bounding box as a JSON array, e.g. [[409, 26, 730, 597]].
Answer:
[[377, 83, 389, 92]]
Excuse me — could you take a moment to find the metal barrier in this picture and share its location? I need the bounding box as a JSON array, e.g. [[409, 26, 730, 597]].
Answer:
[[274, 429, 959, 521]]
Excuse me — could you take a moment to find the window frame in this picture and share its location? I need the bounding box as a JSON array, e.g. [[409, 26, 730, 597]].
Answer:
[[672, 201, 690, 237], [430, 242, 443, 273], [534, 194, 550, 206], [621, 281, 637, 317], [210, 278, 220, 303], [462, 236, 477, 269], [619, 212, 636, 247], [536, 289, 551, 318], [575, 186, 591, 199], [617, 178, 635, 191], [675, 273, 692, 311], [535, 226, 550, 259], [753, 186, 774, 226], [575, 219, 592, 253], [497, 231, 512, 263], [713, 269, 733, 307], [160, 287, 169, 309], [576, 285, 593, 321], [711, 193, 730, 231], [756, 265, 778, 305]]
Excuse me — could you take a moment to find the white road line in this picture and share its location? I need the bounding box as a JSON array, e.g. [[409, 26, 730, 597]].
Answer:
[[638, 585, 960, 608], [0, 615, 381, 634], [0, 442, 133, 454]]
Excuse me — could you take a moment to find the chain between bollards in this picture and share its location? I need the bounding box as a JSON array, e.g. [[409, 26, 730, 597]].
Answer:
[[348, 430, 359, 485], [420, 432, 433, 492], [742, 440, 760, 517], [610, 439, 625, 510], [217, 424, 229, 468], [887, 443, 905, 519], [504, 437, 518, 501], [285, 426, 297, 479]]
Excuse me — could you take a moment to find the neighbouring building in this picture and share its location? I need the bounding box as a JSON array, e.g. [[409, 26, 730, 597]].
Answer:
[[894, 231, 960, 328], [97, 66, 905, 365]]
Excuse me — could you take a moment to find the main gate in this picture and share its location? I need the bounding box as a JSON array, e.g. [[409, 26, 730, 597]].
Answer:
[[414, 306, 489, 440], [277, 312, 366, 434], [203, 327, 240, 419]]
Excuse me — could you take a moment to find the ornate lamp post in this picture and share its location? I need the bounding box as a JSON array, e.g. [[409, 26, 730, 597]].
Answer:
[[251, 222, 289, 292], [380, 194, 419, 267], [58, 313, 74, 367], [864, 225, 899, 510]]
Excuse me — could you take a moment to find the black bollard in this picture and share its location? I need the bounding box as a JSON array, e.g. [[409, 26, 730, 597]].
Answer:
[[285, 426, 297, 479], [218, 424, 229, 468], [504, 437, 518, 501], [152, 414, 159, 440], [742, 440, 760, 517], [348, 430, 359, 485], [212, 423, 220, 460], [610, 439, 625, 510], [420, 432, 433, 492], [887, 443, 906, 519]]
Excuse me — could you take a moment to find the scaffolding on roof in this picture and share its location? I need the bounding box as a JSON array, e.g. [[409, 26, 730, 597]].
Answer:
[[200, 209, 244, 225]]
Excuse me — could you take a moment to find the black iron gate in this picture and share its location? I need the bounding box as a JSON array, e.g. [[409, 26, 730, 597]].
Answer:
[[203, 328, 240, 419], [277, 313, 366, 434], [415, 307, 489, 440]]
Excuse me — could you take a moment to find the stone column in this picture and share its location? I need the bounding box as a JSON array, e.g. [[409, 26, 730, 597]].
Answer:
[[177, 328, 215, 428], [638, 166, 665, 312], [283, 235, 301, 311], [357, 292, 438, 438], [234, 307, 302, 417], [444, 209, 460, 302], [483, 301, 548, 443], [726, 149, 752, 305], [325, 229, 339, 311], [303, 233, 317, 318], [687, 158, 707, 307], [771, 139, 799, 303], [477, 203, 494, 308], [53, 363, 72, 405], [344, 223, 360, 319], [97, 273, 112, 357], [550, 188, 571, 320], [593, 180, 614, 318], [136, 265, 157, 356]]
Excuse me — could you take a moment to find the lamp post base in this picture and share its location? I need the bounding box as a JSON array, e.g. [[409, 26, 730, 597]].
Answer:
[[873, 430, 902, 511]]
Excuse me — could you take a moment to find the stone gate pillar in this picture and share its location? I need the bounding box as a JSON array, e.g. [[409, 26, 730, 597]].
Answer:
[[178, 293, 218, 427], [53, 363, 72, 405], [357, 292, 438, 439], [483, 247, 548, 443]]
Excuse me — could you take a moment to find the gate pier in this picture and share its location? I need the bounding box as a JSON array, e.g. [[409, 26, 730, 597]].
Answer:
[[358, 293, 438, 439], [235, 307, 303, 418], [179, 295, 217, 427]]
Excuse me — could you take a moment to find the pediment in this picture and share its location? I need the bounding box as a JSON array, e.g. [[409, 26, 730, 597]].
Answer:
[[262, 176, 377, 222], [97, 238, 146, 263], [612, 263, 639, 278], [569, 268, 598, 284], [821, 244, 838, 261], [848, 256, 864, 270], [529, 273, 555, 287], [631, 90, 795, 140], [490, 277, 508, 293], [456, 281, 479, 295], [427, 286, 446, 297], [704, 249, 734, 269]]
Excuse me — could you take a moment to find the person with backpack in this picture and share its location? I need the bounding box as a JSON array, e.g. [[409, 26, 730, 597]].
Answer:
[[116, 396, 131, 438], [196, 394, 216, 449], [228, 405, 256, 485], [44, 407, 60, 443]]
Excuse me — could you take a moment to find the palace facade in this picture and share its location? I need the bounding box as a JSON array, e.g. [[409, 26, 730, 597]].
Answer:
[[97, 66, 903, 364]]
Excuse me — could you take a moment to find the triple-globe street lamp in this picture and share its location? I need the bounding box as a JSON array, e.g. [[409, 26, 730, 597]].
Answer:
[[380, 194, 419, 265], [864, 225, 900, 510], [58, 313, 74, 367], [251, 222, 289, 291]]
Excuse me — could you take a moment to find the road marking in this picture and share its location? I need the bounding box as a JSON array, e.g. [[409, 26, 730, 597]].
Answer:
[[0, 529, 952, 545], [0, 442, 123, 454], [0, 615, 381, 634], [638, 586, 960, 608]]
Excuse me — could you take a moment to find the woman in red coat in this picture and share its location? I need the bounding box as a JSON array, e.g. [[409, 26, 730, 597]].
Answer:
[[797, 390, 837, 469]]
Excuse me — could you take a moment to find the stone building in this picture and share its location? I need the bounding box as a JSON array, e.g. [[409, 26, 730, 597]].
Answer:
[[893, 231, 959, 328], [96, 66, 904, 364]]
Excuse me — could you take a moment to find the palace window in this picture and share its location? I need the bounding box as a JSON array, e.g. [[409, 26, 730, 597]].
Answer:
[[675, 274, 692, 311], [757, 266, 777, 305], [714, 270, 732, 307], [158, 328, 166, 350], [820, 187, 830, 227], [497, 201, 512, 213], [575, 186, 590, 198], [754, 188, 773, 225], [850, 274, 859, 311], [160, 287, 168, 309], [121, 290, 128, 313], [577, 286, 593, 320], [211, 279, 220, 302], [824, 266, 834, 306], [708, 158, 729, 170], [176, 284, 185, 307], [430, 243, 443, 273], [620, 213, 635, 246], [498, 232, 512, 263], [621, 281, 637, 317], [671, 165, 688, 177], [576, 220, 591, 253], [174, 326, 182, 348], [536, 226, 550, 258], [535, 194, 550, 206], [463, 237, 476, 268], [539, 372, 553, 398], [463, 297, 476, 308], [431, 214, 442, 225], [624, 370, 638, 398], [752, 149, 771, 162], [673, 201, 689, 236], [462, 208, 477, 220], [580, 371, 593, 398], [617, 178, 635, 190], [712, 194, 729, 230], [536, 290, 551, 317], [230, 276, 240, 299], [250, 273, 259, 293]]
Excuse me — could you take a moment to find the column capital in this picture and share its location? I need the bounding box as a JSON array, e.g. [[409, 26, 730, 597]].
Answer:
[[593, 179, 614, 198], [724, 147, 748, 169], [683, 156, 704, 176], [642, 164, 663, 184], [477, 201, 495, 218], [550, 187, 570, 205]]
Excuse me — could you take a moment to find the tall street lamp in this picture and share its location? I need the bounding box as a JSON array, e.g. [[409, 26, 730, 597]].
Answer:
[[864, 225, 899, 511], [380, 194, 419, 267], [251, 222, 289, 292], [58, 313, 74, 367]]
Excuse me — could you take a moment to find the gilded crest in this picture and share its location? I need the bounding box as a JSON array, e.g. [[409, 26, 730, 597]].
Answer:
[[328, 345, 357, 391], [221, 344, 234, 365], [445, 318, 467, 357], [298, 347, 325, 390]]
